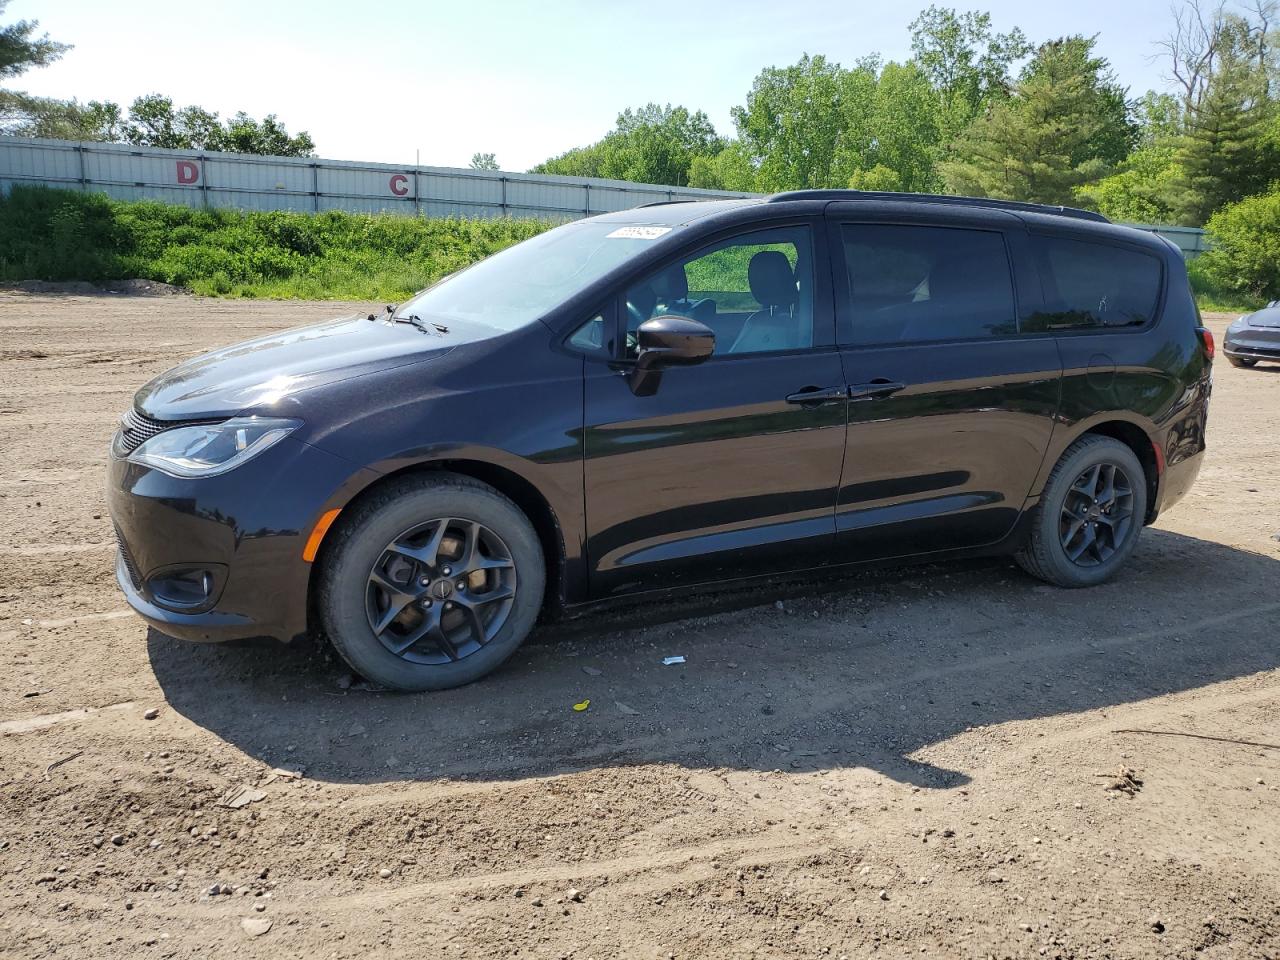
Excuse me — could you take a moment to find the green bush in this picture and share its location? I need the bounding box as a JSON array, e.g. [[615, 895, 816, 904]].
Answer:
[[1186, 256, 1264, 313], [151, 244, 244, 286], [0, 185, 554, 299], [1196, 189, 1280, 306], [0, 186, 124, 281]]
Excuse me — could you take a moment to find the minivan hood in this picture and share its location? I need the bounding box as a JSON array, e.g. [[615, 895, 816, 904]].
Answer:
[[134, 315, 453, 419]]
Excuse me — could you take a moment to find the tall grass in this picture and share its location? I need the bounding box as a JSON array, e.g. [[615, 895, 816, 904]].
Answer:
[[0, 186, 554, 299]]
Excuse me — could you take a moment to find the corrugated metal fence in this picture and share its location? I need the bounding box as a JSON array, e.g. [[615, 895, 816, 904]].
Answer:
[[0, 135, 1209, 255], [1126, 224, 1210, 258], [0, 136, 752, 219]]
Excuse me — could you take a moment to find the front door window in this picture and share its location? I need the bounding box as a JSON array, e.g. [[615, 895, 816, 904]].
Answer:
[[624, 226, 814, 357]]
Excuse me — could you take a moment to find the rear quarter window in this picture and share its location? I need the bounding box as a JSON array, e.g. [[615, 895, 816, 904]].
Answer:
[[1027, 235, 1163, 333]]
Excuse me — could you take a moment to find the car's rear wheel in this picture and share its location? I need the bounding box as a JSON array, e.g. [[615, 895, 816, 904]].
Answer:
[[317, 473, 544, 691], [1016, 435, 1148, 588], [1227, 355, 1258, 368]]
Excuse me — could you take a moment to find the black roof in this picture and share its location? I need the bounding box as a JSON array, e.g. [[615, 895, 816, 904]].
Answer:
[[597, 189, 1113, 229], [765, 189, 1110, 223]]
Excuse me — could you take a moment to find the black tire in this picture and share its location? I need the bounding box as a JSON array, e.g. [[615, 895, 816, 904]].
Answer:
[[317, 473, 544, 691], [1227, 355, 1258, 368], [1016, 435, 1148, 588]]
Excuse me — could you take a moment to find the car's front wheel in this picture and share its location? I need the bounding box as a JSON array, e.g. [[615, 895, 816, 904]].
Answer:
[[1016, 436, 1148, 588], [317, 473, 544, 691], [1227, 355, 1258, 368]]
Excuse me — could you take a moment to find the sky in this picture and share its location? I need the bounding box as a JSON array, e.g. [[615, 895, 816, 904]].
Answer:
[[12, 0, 1194, 171]]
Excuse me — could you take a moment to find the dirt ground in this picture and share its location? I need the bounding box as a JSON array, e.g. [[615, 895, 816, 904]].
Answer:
[[1, 293, 1278, 960]]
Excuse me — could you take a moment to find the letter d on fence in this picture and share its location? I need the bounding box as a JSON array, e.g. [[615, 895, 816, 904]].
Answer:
[[389, 174, 409, 197], [176, 160, 199, 185]]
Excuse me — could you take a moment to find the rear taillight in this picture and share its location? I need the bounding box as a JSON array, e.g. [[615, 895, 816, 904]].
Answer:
[[1196, 326, 1215, 361]]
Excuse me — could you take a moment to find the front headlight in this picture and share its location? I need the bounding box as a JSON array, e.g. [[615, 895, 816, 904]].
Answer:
[[128, 417, 300, 478], [1229, 314, 1251, 331]]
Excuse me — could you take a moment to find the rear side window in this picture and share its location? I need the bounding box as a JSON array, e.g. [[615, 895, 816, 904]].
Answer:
[[1027, 235, 1162, 332], [838, 224, 1017, 345]]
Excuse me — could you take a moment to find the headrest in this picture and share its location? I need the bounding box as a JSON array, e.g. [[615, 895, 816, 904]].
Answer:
[[651, 265, 689, 302], [748, 251, 796, 308]]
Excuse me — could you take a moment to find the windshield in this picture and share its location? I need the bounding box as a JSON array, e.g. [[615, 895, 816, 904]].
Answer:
[[394, 220, 680, 332]]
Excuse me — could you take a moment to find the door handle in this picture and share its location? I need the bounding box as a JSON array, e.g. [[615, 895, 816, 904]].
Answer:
[[785, 385, 847, 406], [847, 379, 906, 401]]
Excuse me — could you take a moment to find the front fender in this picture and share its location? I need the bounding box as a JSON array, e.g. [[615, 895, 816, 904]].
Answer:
[[295, 340, 588, 604]]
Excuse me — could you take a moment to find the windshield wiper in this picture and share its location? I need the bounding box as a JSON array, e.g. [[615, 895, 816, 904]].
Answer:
[[393, 312, 450, 335]]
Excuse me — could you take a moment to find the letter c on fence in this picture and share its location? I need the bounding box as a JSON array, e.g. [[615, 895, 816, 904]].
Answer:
[[389, 174, 409, 197], [176, 160, 199, 185]]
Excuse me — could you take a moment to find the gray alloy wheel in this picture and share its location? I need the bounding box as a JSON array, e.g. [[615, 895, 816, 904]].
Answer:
[[317, 473, 544, 692], [1056, 461, 1136, 567], [1016, 435, 1148, 588], [364, 517, 517, 664]]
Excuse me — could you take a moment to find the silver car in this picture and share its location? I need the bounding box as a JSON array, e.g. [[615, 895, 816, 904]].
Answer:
[[1225, 304, 1280, 367]]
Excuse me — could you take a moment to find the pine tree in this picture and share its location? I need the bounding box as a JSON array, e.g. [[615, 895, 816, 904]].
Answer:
[[0, 0, 67, 79], [0, 0, 70, 134], [1175, 46, 1275, 225], [942, 37, 1134, 205]]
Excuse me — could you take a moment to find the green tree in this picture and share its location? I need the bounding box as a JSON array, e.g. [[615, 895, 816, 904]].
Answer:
[[1076, 142, 1183, 222], [532, 104, 722, 186], [469, 152, 499, 170], [1134, 90, 1185, 144], [0, 0, 66, 79], [1020, 36, 1135, 166], [687, 141, 758, 191], [6, 85, 313, 154], [725, 54, 949, 194], [0, 0, 71, 136], [111, 94, 314, 155], [848, 164, 904, 191], [217, 111, 314, 156], [2, 93, 121, 139], [604, 104, 721, 185], [1074, 90, 1187, 223], [124, 94, 214, 149], [730, 54, 872, 191], [864, 60, 945, 192], [942, 36, 1135, 205], [1175, 34, 1276, 225], [533, 143, 605, 178], [908, 5, 1031, 139]]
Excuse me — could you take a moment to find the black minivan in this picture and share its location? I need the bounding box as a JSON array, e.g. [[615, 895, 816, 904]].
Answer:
[[108, 191, 1213, 691]]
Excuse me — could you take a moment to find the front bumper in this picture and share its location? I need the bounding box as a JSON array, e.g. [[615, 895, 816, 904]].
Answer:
[[108, 435, 374, 643], [1224, 327, 1280, 362]]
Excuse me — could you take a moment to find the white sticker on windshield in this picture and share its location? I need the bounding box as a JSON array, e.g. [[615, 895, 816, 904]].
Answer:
[[606, 226, 672, 240]]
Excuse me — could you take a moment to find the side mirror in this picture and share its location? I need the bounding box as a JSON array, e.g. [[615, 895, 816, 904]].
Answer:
[[629, 315, 715, 396]]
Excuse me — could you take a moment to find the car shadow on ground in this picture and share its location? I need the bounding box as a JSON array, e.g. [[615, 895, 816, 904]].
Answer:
[[148, 529, 1280, 789]]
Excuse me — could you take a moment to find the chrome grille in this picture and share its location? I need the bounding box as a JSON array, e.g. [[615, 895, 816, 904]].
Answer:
[[113, 525, 142, 589], [116, 408, 169, 456], [113, 408, 216, 457]]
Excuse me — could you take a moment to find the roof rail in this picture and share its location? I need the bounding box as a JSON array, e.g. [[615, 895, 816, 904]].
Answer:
[[765, 189, 1110, 224], [636, 199, 702, 208]]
